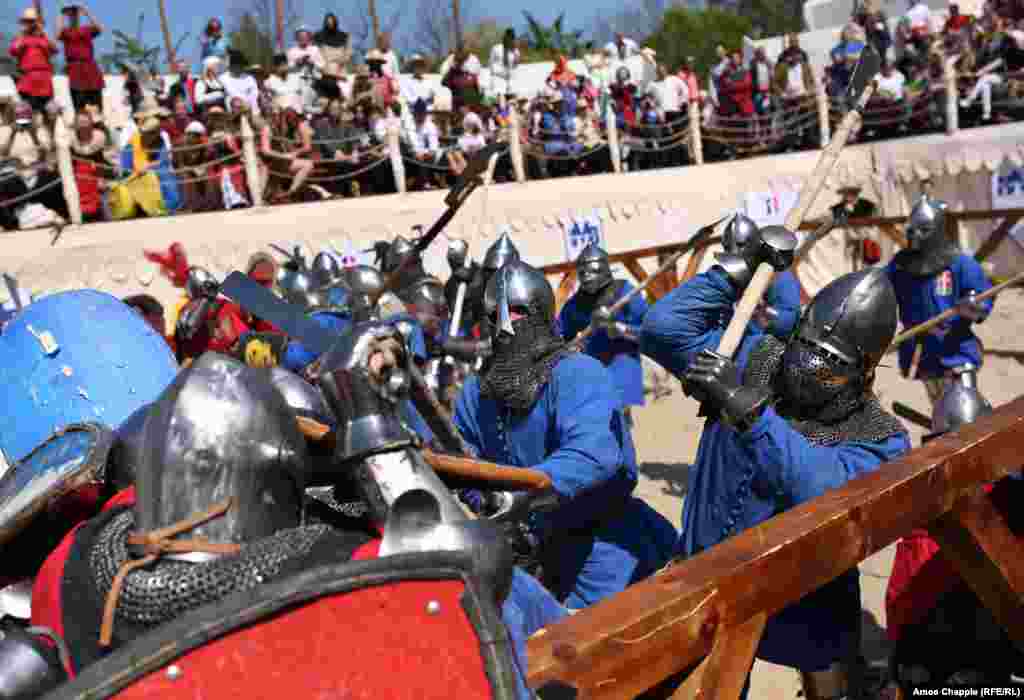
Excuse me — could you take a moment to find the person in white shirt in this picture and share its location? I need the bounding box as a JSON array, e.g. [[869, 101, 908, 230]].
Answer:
[[377, 32, 401, 78], [265, 54, 304, 112], [287, 27, 324, 71], [648, 63, 688, 121], [220, 50, 261, 117], [401, 54, 436, 107], [439, 48, 482, 78], [194, 56, 227, 114], [875, 61, 906, 101], [404, 99, 443, 188], [488, 29, 520, 101], [448, 110, 487, 175], [904, 0, 932, 36], [604, 32, 639, 61]]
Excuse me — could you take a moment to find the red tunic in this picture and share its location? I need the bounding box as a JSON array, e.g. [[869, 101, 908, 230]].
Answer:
[[58, 26, 104, 91], [9, 34, 56, 98]]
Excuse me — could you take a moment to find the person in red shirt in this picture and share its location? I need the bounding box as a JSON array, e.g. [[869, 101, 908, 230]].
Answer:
[[9, 8, 58, 115], [56, 3, 105, 111], [945, 3, 972, 32]]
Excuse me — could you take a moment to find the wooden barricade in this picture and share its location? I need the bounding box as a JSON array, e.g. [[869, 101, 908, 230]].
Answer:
[[526, 396, 1024, 699], [540, 208, 1024, 312]]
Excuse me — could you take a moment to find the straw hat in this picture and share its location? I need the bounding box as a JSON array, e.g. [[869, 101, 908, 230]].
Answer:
[[365, 48, 386, 63], [20, 7, 40, 22]]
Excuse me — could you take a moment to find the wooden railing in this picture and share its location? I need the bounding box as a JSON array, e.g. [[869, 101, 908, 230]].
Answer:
[[540, 208, 1024, 312], [526, 396, 1024, 699]]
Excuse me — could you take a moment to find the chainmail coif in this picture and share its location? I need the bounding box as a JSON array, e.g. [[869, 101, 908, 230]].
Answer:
[[742, 335, 905, 446], [89, 510, 329, 629], [479, 298, 576, 414]]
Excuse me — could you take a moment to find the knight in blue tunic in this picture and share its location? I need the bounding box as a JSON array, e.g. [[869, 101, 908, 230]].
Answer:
[[884, 194, 993, 408], [641, 226, 909, 698], [454, 261, 676, 610], [558, 243, 647, 416]]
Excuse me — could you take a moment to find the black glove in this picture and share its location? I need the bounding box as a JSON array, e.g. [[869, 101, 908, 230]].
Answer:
[[440, 336, 491, 363], [683, 349, 770, 431], [717, 224, 797, 292], [502, 519, 542, 575]]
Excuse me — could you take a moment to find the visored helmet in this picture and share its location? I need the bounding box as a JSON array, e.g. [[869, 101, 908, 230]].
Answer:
[[311, 251, 343, 289], [482, 232, 520, 274], [343, 265, 385, 322], [185, 267, 218, 300], [721, 213, 759, 257], [905, 194, 946, 252], [133, 353, 308, 552]]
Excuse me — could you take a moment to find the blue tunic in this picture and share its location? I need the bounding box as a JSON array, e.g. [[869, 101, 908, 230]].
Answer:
[[502, 568, 569, 699], [454, 353, 676, 609], [641, 268, 909, 672], [886, 255, 993, 378], [558, 280, 647, 407], [756, 270, 801, 339]]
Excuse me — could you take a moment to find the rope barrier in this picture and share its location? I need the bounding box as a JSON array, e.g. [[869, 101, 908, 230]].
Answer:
[[266, 153, 391, 183], [0, 176, 64, 209]]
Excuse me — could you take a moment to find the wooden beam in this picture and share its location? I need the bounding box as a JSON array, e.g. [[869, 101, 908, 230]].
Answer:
[[974, 215, 1024, 264], [671, 613, 767, 700], [555, 270, 577, 314], [878, 223, 908, 249], [683, 243, 711, 283], [621, 258, 649, 285], [527, 396, 1024, 699], [657, 252, 680, 294], [928, 489, 1024, 651], [539, 236, 723, 276]]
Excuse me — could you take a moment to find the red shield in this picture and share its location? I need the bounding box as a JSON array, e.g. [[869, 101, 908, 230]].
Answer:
[[48, 553, 517, 700]]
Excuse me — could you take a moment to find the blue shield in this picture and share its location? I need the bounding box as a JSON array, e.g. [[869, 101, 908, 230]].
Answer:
[[0, 290, 178, 464], [0, 423, 113, 545]]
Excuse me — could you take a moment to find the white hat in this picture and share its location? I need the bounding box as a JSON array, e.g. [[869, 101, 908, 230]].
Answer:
[[462, 111, 483, 131], [20, 7, 40, 22], [203, 55, 222, 72], [185, 121, 207, 136]]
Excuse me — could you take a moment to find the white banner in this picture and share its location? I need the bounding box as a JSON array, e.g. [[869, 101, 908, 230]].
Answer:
[[992, 163, 1024, 245], [562, 211, 605, 262], [742, 189, 799, 228]]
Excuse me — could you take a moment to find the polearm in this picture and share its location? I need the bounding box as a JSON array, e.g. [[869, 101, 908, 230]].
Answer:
[[888, 270, 1024, 350], [715, 47, 883, 358]]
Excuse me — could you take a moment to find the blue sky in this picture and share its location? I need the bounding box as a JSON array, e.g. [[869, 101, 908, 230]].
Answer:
[[9, 0, 657, 65]]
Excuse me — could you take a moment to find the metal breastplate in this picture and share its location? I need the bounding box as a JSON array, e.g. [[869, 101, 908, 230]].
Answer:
[[742, 336, 905, 446], [89, 511, 330, 630]]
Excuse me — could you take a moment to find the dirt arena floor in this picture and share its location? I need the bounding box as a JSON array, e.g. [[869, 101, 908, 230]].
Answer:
[[629, 287, 1024, 698]]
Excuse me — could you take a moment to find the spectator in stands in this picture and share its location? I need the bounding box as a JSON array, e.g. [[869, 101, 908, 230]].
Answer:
[[365, 49, 400, 110], [208, 112, 250, 209], [221, 49, 261, 117], [120, 97, 181, 215], [312, 60, 351, 104], [175, 121, 222, 213], [548, 55, 577, 86], [650, 62, 688, 125], [57, 3, 104, 111], [377, 32, 401, 78], [605, 32, 640, 61], [750, 47, 774, 125], [946, 4, 972, 32], [448, 111, 487, 176], [842, 14, 869, 57], [405, 98, 443, 189], [195, 56, 227, 115], [161, 96, 191, 144], [778, 33, 809, 66], [610, 65, 638, 128], [903, 0, 934, 54], [122, 65, 144, 116], [315, 13, 351, 72], [489, 29, 520, 102], [9, 8, 57, 117], [313, 98, 363, 197], [677, 57, 700, 108], [719, 49, 754, 121], [260, 106, 315, 202], [199, 18, 230, 65], [960, 16, 1021, 121], [871, 60, 910, 130], [266, 53, 302, 112], [401, 54, 435, 111], [864, 6, 893, 59], [166, 61, 197, 115], [443, 47, 482, 113], [708, 45, 729, 113], [0, 100, 69, 230], [827, 47, 854, 97], [774, 44, 814, 102], [69, 107, 108, 223], [288, 26, 324, 71]]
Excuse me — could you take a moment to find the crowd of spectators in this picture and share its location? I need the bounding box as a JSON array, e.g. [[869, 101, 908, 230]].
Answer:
[[2, 2, 1023, 230]]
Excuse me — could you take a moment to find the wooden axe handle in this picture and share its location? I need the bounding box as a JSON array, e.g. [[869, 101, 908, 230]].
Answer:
[[296, 416, 552, 490], [422, 449, 553, 491], [717, 262, 774, 357]]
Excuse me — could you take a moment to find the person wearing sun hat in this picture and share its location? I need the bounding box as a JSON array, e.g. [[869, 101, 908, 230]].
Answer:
[[119, 95, 181, 214], [9, 8, 58, 115]]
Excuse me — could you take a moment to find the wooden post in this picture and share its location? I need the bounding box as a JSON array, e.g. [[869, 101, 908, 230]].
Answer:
[[687, 99, 703, 165], [239, 115, 264, 208], [53, 117, 83, 226], [944, 58, 959, 135], [387, 123, 406, 195], [157, 0, 177, 66], [605, 103, 622, 174], [507, 107, 526, 183], [815, 70, 831, 148], [275, 0, 285, 52], [555, 270, 577, 313]]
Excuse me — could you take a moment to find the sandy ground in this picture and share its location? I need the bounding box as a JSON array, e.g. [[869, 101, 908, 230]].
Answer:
[[629, 288, 1024, 698]]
